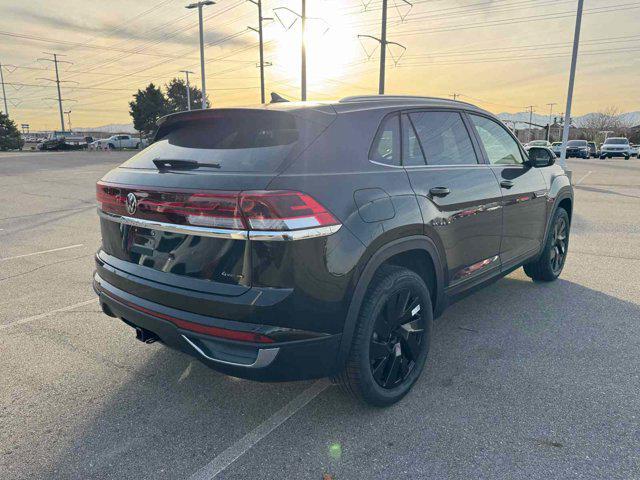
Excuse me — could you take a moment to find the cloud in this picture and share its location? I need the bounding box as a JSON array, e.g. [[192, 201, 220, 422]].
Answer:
[[10, 7, 250, 51]]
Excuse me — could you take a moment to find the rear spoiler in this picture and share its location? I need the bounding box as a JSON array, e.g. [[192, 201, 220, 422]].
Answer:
[[154, 106, 337, 142]]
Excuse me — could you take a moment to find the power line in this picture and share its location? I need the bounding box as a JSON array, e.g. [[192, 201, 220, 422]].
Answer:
[[391, 2, 640, 37]]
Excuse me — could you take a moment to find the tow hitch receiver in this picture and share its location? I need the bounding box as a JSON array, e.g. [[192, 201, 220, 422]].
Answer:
[[135, 327, 159, 344]]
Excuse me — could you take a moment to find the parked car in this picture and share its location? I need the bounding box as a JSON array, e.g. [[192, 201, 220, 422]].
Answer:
[[551, 142, 563, 156], [600, 137, 631, 159], [94, 96, 573, 406], [525, 140, 551, 148], [587, 141, 598, 158], [565, 139, 590, 159], [94, 134, 145, 150], [630, 144, 639, 157]]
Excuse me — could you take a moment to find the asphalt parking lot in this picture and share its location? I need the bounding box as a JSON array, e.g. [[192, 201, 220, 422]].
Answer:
[[1, 151, 639, 480]]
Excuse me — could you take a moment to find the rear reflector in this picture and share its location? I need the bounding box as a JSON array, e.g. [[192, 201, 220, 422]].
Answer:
[[98, 286, 274, 343], [97, 182, 339, 232]]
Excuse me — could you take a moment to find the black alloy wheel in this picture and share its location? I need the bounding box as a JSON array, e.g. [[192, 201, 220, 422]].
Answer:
[[336, 265, 433, 406], [523, 207, 570, 282], [369, 288, 425, 389], [550, 214, 568, 275]]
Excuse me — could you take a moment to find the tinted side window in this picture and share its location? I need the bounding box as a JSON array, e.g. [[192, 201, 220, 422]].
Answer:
[[371, 114, 401, 166], [470, 115, 524, 165], [408, 111, 478, 166], [401, 114, 426, 166]]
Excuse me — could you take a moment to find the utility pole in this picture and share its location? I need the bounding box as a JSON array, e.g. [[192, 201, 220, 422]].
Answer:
[[0, 61, 8, 116], [186, 1, 215, 109], [248, 0, 273, 104], [357, 0, 410, 94], [525, 105, 536, 142], [450, 93, 461, 101], [559, 0, 584, 174], [64, 110, 72, 131], [274, 2, 326, 101], [546, 102, 556, 141], [179, 70, 195, 110], [37, 52, 74, 132], [378, 0, 387, 95]]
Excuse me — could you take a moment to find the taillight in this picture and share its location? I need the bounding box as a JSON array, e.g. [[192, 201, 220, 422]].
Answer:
[[97, 182, 339, 232], [240, 191, 339, 230]]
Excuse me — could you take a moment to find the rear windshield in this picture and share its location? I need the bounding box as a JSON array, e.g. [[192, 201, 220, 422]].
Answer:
[[567, 140, 587, 147], [604, 138, 629, 145], [120, 110, 307, 173]]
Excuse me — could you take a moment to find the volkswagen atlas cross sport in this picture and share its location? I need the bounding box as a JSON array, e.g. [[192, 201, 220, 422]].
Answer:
[[94, 96, 573, 406]]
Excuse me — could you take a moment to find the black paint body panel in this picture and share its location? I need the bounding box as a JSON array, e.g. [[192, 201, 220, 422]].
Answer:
[[95, 99, 573, 381]]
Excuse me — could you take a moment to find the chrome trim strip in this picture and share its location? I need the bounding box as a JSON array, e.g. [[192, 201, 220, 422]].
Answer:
[[248, 225, 341, 241], [98, 209, 341, 241], [181, 334, 279, 368], [98, 209, 248, 239]]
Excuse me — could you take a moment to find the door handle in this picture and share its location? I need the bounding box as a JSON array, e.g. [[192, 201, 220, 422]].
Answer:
[[429, 187, 451, 197], [500, 180, 514, 189]]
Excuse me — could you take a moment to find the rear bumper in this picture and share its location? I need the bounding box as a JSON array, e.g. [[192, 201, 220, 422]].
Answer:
[[566, 150, 589, 158], [94, 273, 342, 381], [601, 151, 630, 157]]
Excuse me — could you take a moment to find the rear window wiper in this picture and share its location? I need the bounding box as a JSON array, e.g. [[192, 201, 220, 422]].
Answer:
[[153, 159, 221, 171]]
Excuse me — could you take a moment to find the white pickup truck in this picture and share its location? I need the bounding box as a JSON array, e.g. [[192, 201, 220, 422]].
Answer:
[[91, 135, 147, 150]]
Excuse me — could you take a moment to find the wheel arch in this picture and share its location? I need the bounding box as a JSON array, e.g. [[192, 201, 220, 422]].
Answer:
[[336, 235, 446, 367]]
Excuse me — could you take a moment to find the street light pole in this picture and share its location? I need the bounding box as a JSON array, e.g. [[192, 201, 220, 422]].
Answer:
[[186, 1, 215, 110], [180, 70, 195, 110], [559, 0, 584, 173]]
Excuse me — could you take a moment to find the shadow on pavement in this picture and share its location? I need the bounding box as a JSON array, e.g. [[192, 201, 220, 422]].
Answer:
[[41, 274, 640, 480]]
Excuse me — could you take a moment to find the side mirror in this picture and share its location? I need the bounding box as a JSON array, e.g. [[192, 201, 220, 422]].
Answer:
[[527, 147, 555, 168]]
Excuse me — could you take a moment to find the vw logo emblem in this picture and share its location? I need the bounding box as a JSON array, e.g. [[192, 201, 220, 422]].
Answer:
[[126, 193, 138, 215]]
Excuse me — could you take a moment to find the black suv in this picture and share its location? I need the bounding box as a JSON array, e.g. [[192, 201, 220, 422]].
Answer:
[[94, 96, 573, 406]]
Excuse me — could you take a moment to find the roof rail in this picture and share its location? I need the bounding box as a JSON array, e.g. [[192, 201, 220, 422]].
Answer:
[[339, 94, 475, 106]]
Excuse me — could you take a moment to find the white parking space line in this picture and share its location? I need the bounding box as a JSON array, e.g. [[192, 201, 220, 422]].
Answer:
[[188, 379, 331, 480], [0, 298, 98, 331], [575, 170, 592, 185], [0, 244, 84, 261]]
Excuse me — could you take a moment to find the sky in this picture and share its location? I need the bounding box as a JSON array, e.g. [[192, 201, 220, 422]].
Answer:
[[0, 0, 639, 131]]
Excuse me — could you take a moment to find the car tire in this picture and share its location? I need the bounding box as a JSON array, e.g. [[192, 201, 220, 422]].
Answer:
[[624, 155, 630, 160], [135, 142, 140, 149], [524, 207, 570, 282], [108, 143, 115, 150], [599, 155, 605, 159], [335, 265, 433, 407]]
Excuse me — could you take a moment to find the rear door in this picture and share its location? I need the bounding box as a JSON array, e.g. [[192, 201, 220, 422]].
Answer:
[[467, 113, 548, 269], [401, 109, 503, 288]]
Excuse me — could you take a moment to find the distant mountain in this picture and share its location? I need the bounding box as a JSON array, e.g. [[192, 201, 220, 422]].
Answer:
[[498, 111, 640, 129], [76, 123, 137, 134]]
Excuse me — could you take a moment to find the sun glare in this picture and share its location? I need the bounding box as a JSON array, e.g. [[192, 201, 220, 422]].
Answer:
[[269, 2, 360, 98]]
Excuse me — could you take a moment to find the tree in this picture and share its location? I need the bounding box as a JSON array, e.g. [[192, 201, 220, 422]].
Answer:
[[128, 83, 168, 136], [578, 106, 632, 140], [0, 112, 23, 151], [165, 78, 207, 113]]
